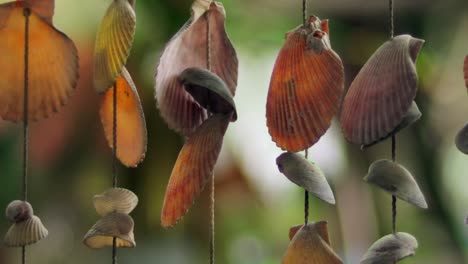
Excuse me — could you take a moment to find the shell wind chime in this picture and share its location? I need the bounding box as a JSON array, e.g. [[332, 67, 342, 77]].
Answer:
[[1, 0, 79, 262], [339, 1, 428, 262], [155, 0, 238, 262], [83, 0, 146, 262], [266, 0, 344, 262]]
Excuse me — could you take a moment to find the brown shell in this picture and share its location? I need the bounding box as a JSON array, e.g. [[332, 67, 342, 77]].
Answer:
[[83, 212, 135, 249], [361, 232, 418, 264], [99, 67, 147, 167], [266, 16, 344, 152], [288, 224, 330, 245], [464, 55, 468, 90], [0, 3, 79, 122], [5, 200, 33, 223], [282, 221, 342, 264], [24, 0, 54, 24], [161, 113, 231, 227], [93, 188, 139, 217], [340, 35, 424, 146], [455, 122, 468, 154], [155, 0, 238, 136], [93, 0, 136, 93], [4, 215, 48, 247]]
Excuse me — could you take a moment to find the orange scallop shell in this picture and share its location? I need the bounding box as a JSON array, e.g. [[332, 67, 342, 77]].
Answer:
[[155, 0, 238, 136], [266, 16, 344, 152], [464, 55, 468, 90], [340, 35, 424, 146], [161, 113, 231, 227]]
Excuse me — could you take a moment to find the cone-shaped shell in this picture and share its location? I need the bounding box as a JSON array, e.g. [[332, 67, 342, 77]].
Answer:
[[455, 122, 468, 154], [99, 67, 147, 167], [93, 188, 138, 217], [161, 113, 231, 227], [266, 16, 344, 152], [340, 35, 424, 146], [94, 0, 136, 93], [361, 232, 418, 264], [464, 55, 468, 90], [23, 0, 54, 24], [0, 3, 79, 122], [282, 221, 342, 264], [364, 159, 428, 209], [276, 152, 335, 204], [155, 0, 238, 136], [288, 224, 330, 245], [5, 200, 33, 223], [4, 215, 48, 247], [180, 67, 237, 120], [83, 212, 135, 249]]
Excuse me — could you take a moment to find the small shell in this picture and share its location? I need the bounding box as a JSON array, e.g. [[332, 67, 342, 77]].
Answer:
[[99, 67, 147, 167], [93, 188, 138, 217], [266, 15, 344, 152], [155, 1, 238, 136], [161, 113, 231, 227], [180, 67, 237, 120], [93, 0, 136, 93], [5, 200, 33, 223], [361, 232, 418, 264], [24, 0, 54, 24], [282, 221, 342, 264], [464, 55, 468, 90], [455, 122, 468, 154], [4, 215, 48, 247], [83, 212, 135, 249], [340, 35, 424, 146], [276, 152, 335, 204], [0, 4, 79, 122], [288, 224, 330, 245], [364, 159, 428, 209]]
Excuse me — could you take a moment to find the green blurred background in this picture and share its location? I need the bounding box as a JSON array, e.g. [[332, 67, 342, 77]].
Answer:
[[1, 0, 468, 263]]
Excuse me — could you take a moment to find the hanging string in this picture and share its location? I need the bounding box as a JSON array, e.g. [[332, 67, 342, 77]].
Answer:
[[389, 0, 394, 39], [304, 149, 309, 225], [391, 135, 397, 234], [111, 82, 118, 263], [302, 0, 307, 27]]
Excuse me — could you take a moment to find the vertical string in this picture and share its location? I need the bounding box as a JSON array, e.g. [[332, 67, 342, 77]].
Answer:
[[302, 0, 307, 27], [304, 149, 309, 225], [389, 0, 394, 39], [391, 135, 397, 234], [112, 82, 118, 263]]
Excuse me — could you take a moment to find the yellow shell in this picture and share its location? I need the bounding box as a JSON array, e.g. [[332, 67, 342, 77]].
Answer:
[[83, 212, 135, 249], [361, 232, 418, 264], [4, 215, 48, 247], [5, 200, 33, 223], [93, 188, 138, 217]]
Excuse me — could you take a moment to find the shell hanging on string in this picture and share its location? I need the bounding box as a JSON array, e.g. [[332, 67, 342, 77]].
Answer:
[[5, 200, 33, 223], [361, 232, 418, 264], [155, 0, 238, 136], [93, 188, 139, 217], [276, 152, 335, 204], [0, 2, 79, 122], [266, 15, 344, 152], [94, 0, 136, 93], [282, 221, 342, 264], [455, 122, 468, 154], [340, 35, 424, 146], [23, 0, 54, 24], [364, 159, 428, 209], [464, 55, 468, 90], [99, 67, 147, 167], [83, 212, 136, 249]]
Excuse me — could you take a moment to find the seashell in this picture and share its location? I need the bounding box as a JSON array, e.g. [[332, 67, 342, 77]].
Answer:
[[364, 159, 428, 209], [99, 67, 147, 167], [83, 212, 135, 249], [24, 0, 54, 24], [455, 122, 468, 154], [0, 3, 79, 122], [4, 215, 48, 247], [161, 113, 231, 227], [93, 188, 138, 217], [276, 152, 335, 204], [282, 221, 342, 264], [180, 67, 237, 120], [5, 200, 33, 223], [94, 0, 136, 93], [464, 55, 468, 90], [340, 35, 424, 146], [266, 15, 344, 152], [155, 0, 238, 136], [362, 101, 421, 148], [361, 232, 418, 264], [288, 223, 330, 245]]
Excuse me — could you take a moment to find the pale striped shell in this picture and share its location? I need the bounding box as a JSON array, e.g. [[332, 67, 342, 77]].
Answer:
[[94, 0, 136, 93], [5, 200, 33, 223], [455, 122, 468, 154], [83, 212, 135, 249], [361, 232, 418, 264], [340, 35, 424, 146], [276, 152, 335, 204], [364, 159, 428, 209], [266, 16, 344, 152], [93, 188, 138, 217], [155, 0, 238, 136], [4, 215, 48, 247]]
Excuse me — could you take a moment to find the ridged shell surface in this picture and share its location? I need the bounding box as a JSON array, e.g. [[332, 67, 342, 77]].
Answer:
[[4, 215, 48, 247], [155, 1, 238, 136], [0, 3, 79, 122], [455, 122, 468, 154], [93, 188, 138, 217], [5, 200, 33, 223], [93, 0, 136, 93], [100, 67, 147, 167], [161, 113, 231, 227], [340, 35, 424, 146], [361, 232, 418, 264], [83, 212, 135, 249], [266, 16, 344, 152]]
